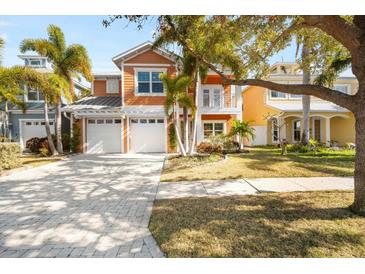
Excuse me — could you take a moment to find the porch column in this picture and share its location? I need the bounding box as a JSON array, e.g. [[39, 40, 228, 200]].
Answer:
[[235, 85, 243, 121], [325, 117, 331, 147]]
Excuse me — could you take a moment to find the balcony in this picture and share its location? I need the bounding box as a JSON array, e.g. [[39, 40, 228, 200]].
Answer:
[[198, 87, 241, 115]]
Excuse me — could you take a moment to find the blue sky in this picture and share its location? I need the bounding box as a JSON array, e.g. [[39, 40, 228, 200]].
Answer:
[[0, 15, 352, 76]]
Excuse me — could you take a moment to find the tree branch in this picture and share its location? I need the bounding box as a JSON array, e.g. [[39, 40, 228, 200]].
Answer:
[[302, 16, 360, 55]]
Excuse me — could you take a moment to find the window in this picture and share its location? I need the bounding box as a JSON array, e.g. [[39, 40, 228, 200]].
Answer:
[[49, 121, 54, 126], [97, 119, 104, 124], [148, 119, 156, 123], [272, 118, 279, 142], [105, 119, 113, 124], [131, 119, 138, 124], [213, 89, 222, 107], [140, 119, 147, 124], [26, 122, 32, 126], [157, 119, 164, 123], [293, 120, 301, 142], [289, 94, 302, 99], [114, 119, 122, 124], [203, 122, 224, 138], [27, 89, 43, 101], [137, 71, 164, 94], [106, 79, 119, 94], [270, 90, 286, 99], [203, 89, 210, 107], [30, 59, 41, 66], [334, 84, 349, 94]]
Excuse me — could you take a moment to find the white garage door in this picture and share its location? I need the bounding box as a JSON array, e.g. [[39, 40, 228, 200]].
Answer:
[[21, 120, 55, 148], [130, 118, 166, 153], [87, 118, 122, 154]]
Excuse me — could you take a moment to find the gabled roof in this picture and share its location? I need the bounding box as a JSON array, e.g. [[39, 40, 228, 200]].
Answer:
[[112, 41, 178, 69]]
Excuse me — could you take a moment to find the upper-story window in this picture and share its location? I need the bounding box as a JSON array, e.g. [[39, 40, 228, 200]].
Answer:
[[25, 58, 46, 68], [334, 84, 350, 94], [136, 69, 165, 95], [201, 86, 224, 107], [106, 78, 119, 94], [269, 90, 286, 99], [27, 88, 44, 102]]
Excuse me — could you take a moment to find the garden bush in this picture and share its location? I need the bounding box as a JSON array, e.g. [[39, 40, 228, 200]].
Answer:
[[0, 136, 10, 142], [0, 142, 21, 170], [197, 142, 222, 154], [286, 143, 310, 153]]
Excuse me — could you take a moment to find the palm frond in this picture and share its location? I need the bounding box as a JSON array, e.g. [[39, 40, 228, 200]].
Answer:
[[63, 44, 93, 81], [20, 39, 60, 61], [0, 37, 4, 66], [47, 24, 66, 53], [314, 54, 352, 86]]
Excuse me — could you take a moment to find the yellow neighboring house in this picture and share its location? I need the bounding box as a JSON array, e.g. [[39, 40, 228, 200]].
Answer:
[[242, 62, 358, 146]]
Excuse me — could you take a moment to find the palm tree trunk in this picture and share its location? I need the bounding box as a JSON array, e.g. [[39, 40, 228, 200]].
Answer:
[[189, 69, 200, 155], [174, 103, 186, 156], [44, 99, 58, 156], [183, 107, 189, 152], [55, 97, 63, 153], [301, 40, 311, 145]]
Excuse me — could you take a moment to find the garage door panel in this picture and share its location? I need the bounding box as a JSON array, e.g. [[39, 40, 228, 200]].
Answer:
[[21, 120, 55, 148], [87, 118, 122, 154], [130, 118, 166, 153]]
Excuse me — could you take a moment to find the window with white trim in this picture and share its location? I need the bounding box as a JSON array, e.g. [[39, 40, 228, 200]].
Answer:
[[203, 122, 224, 138], [203, 89, 210, 107], [27, 88, 44, 102], [136, 71, 164, 94], [106, 78, 119, 94], [293, 120, 301, 142], [272, 118, 279, 142], [269, 90, 286, 99], [334, 84, 350, 94]]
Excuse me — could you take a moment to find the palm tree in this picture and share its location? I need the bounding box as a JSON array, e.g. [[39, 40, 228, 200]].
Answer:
[[229, 119, 255, 149], [161, 73, 193, 156], [20, 24, 93, 154]]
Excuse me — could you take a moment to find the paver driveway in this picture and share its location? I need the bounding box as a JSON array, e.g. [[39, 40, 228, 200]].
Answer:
[[0, 154, 165, 258]]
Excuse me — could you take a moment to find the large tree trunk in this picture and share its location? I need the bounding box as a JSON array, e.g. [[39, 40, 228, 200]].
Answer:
[[44, 99, 58, 156], [183, 107, 189, 152], [189, 69, 200, 155], [174, 104, 187, 156], [301, 42, 311, 145], [55, 98, 63, 154], [351, 106, 365, 215]]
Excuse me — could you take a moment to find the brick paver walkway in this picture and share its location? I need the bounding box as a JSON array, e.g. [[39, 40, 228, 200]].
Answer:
[[0, 154, 165, 258]]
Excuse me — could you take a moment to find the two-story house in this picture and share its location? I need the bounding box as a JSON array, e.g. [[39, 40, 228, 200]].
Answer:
[[242, 62, 358, 146], [63, 41, 242, 154], [0, 55, 87, 148]]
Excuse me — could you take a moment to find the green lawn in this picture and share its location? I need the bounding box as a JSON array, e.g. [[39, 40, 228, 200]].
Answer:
[[149, 191, 365, 257], [161, 147, 355, 182], [20, 155, 63, 168]]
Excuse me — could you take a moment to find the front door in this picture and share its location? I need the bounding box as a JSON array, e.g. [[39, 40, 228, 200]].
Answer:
[[314, 119, 321, 142]]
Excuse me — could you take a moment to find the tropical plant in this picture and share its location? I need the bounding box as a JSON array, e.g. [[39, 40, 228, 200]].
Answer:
[[20, 24, 93, 154], [161, 73, 193, 156], [229, 120, 255, 149]]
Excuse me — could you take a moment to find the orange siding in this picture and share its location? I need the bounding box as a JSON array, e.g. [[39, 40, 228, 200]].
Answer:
[[126, 49, 174, 65], [93, 79, 122, 96], [123, 65, 176, 105]]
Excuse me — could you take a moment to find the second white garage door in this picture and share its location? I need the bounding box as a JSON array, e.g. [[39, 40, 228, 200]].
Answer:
[[130, 118, 166, 153], [87, 118, 122, 154]]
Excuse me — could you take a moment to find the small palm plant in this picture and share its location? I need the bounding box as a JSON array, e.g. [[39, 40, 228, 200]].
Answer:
[[161, 73, 194, 156], [20, 24, 93, 154], [229, 119, 255, 149]]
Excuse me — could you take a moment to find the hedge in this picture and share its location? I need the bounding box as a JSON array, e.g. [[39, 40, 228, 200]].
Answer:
[[0, 142, 22, 171]]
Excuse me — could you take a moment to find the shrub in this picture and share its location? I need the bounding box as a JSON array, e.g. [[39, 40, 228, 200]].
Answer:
[[197, 142, 222, 154], [0, 142, 21, 170], [308, 138, 319, 149], [0, 136, 10, 142], [222, 139, 240, 152], [26, 137, 42, 153], [70, 123, 81, 153], [39, 146, 50, 157], [287, 143, 309, 153]]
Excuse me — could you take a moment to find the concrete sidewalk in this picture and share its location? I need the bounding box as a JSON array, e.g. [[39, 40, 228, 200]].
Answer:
[[156, 177, 354, 199]]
